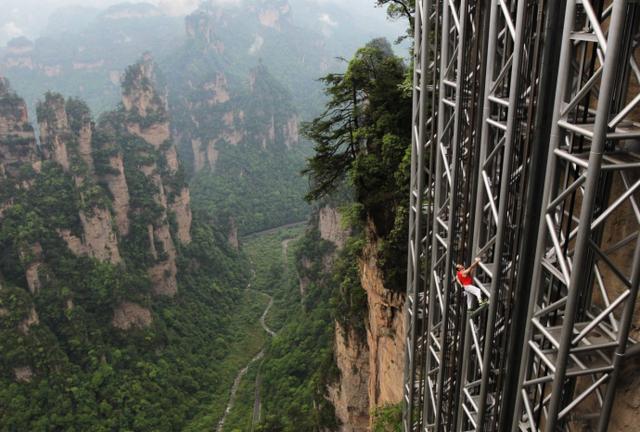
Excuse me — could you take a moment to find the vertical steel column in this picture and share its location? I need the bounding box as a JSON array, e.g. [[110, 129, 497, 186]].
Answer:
[[422, 0, 455, 425], [475, 0, 528, 428], [403, 0, 436, 429], [497, 2, 564, 429], [424, 0, 485, 429], [512, 0, 640, 430], [457, 0, 530, 429]]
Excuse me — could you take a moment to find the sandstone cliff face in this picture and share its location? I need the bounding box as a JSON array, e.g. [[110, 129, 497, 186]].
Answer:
[[13, 366, 33, 383], [171, 187, 192, 245], [319, 206, 349, 250], [112, 301, 153, 330], [147, 224, 178, 296], [0, 78, 38, 178], [78, 208, 122, 264], [227, 217, 239, 250], [315, 206, 372, 430], [191, 138, 220, 172], [172, 54, 300, 176], [37, 93, 123, 263], [327, 322, 371, 432], [77, 117, 94, 172], [0, 60, 194, 343], [360, 239, 405, 410], [121, 55, 191, 295], [38, 93, 71, 171], [319, 207, 405, 429], [20, 243, 44, 295], [17, 307, 39, 335], [103, 153, 131, 236], [122, 53, 166, 119]]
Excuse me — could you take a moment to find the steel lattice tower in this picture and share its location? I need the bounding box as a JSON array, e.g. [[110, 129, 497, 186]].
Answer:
[[403, 1, 640, 431]]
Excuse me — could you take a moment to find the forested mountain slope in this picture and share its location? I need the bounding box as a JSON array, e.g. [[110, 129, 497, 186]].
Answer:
[[0, 58, 252, 430], [248, 35, 413, 431]]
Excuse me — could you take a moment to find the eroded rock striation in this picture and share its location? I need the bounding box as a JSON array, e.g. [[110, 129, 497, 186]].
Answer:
[[0, 78, 38, 178], [0, 56, 193, 346]]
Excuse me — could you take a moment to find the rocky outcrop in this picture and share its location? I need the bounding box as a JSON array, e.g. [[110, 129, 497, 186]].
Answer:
[[127, 122, 170, 148], [122, 53, 166, 118], [25, 262, 43, 295], [112, 302, 153, 330], [226, 217, 238, 250], [253, 0, 291, 30], [319, 206, 349, 250], [79, 208, 121, 264], [360, 240, 405, 410], [192, 138, 220, 172], [171, 187, 192, 244], [327, 322, 370, 432], [77, 121, 94, 172], [203, 73, 230, 105], [21, 243, 44, 295], [57, 208, 122, 264], [17, 307, 39, 335], [13, 366, 34, 383], [57, 229, 85, 256], [122, 54, 172, 150], [283, 114, 299, 148], [165, 144, 180, 174], [38, 93, 71, 171], [323, 210, 405, 429], [297, 257, 313, 298], [0, 78, 38, 178], [103, 153, 131, 235], [148, 223, 178, 297], [122, 55, 192, 295]]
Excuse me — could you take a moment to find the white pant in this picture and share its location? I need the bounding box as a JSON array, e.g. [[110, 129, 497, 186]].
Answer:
[[463, 284, 482, 308]]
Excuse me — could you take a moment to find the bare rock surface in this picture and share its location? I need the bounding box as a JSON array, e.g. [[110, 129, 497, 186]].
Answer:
[[112, 302, 153, 330]]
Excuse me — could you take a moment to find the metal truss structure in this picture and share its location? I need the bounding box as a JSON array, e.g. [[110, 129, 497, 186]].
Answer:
[[403, 1, 640, 431]]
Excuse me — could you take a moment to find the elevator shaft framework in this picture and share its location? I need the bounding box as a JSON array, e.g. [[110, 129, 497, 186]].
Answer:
[[403, 1, 640, 431]]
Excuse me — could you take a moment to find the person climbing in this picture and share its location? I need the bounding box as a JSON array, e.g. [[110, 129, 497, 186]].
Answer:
[[456, 257, 487, 309]]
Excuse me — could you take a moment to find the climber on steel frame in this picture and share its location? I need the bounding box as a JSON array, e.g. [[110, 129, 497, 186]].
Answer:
[[456, 258, 487, 309]]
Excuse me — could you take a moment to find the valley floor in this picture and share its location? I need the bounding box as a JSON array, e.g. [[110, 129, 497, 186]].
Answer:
[[182, 289, 270, 432], [220, 225, 305, 432]]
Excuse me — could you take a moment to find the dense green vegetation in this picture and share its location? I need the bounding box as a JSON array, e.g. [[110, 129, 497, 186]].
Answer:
[[255, 228, 338, 432], [372, 403, 403, 432], [243, 226, 305, 330], [216, 225, 345, 432], [182, 63, 311, 235], [223, 358, 261, 432], [0, 80, 268, 430], [190, 142, 309, 236], [303, 37, 412, 292], [222, 226, 304, 432], [242, 29, 412, 432], [0, 161, 263, 430], [220, 33, 413, 432]]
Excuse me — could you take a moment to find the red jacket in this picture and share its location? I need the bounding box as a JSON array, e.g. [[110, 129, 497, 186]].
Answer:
[[457, 271, 472, 286]]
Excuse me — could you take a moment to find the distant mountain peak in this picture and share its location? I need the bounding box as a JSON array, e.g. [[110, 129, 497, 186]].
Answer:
[[100, 2, 164, 20]]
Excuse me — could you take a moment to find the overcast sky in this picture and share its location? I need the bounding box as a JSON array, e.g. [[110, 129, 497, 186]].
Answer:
[[0, 0, 404, 46]]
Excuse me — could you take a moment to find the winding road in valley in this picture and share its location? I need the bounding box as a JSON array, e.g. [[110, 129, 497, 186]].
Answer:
[[216, 228, 306, 432], [216, 286, 275, 432], [217, 233, 299, 432]]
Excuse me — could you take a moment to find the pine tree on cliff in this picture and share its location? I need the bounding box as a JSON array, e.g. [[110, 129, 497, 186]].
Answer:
[[302, 37, 411, 290]]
